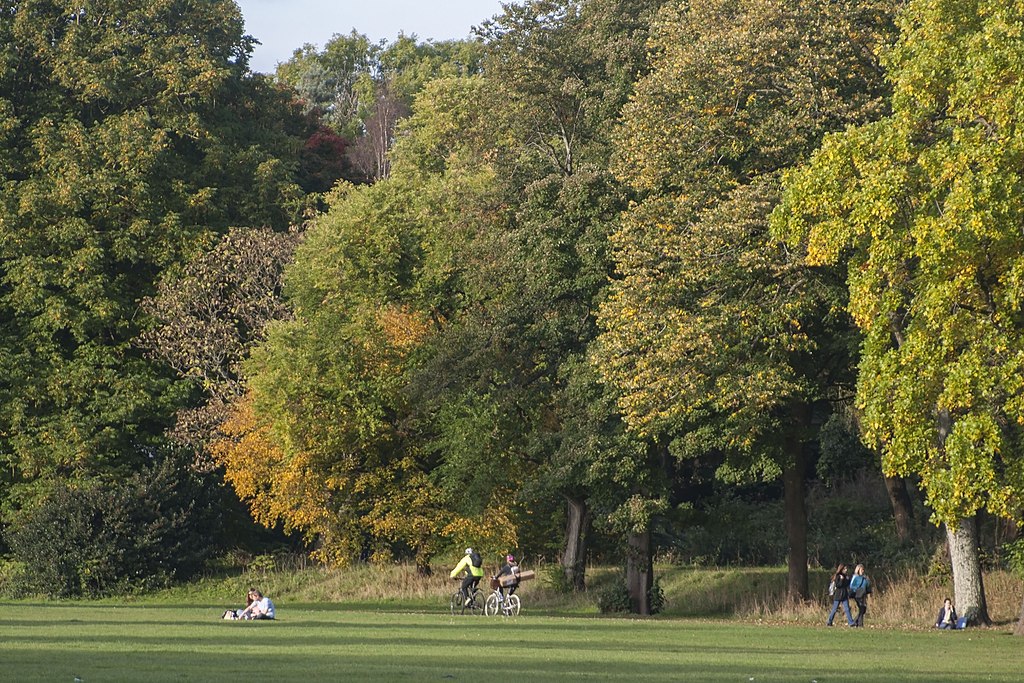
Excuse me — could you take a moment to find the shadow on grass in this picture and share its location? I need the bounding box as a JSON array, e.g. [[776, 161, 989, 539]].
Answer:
[[0, 642, 999, 683]]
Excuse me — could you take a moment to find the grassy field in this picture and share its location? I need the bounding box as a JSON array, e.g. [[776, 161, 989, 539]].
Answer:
[[2, 602, 1022, 682], [3, 563, 1021, 681]]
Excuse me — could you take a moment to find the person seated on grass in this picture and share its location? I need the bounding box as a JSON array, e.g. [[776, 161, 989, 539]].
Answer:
[[223, 588, 258, 620], [935, 597, 958, 629], [450, 547, 484, 606], [239, 589, 276, 620], [494, 554, 520, 601]]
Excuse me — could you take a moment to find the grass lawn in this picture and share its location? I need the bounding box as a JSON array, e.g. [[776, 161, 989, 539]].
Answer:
[[1, 602, 1020, 682]]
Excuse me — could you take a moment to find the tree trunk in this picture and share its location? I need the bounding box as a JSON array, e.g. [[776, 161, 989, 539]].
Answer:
[[781, 403, 810, 601], [946, 516, 991, 626], [1015, 593, 1024, 636], [625, 528, 653, 615], [782, 450, 809, 602], [561, 497, 591, 591], [883, 475, 915, 542]]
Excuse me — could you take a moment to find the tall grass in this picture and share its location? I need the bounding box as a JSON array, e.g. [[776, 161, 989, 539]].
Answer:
[[119, 555, 1023, 630], [663, 565, 1023, 629]]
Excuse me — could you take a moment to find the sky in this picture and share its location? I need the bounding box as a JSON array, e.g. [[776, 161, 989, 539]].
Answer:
[[235, 0, 509, 73]]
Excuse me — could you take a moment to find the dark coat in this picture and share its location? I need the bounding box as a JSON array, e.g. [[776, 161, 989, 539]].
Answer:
[[936, 605, 958, 627], [831, 572, 851, 602]]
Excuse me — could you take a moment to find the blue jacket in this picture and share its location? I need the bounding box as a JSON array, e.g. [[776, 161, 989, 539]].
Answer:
[[849, 574, 869, 598]]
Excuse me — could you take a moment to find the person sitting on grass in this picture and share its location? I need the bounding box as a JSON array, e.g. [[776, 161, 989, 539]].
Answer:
[[239, 589, 276, 620], [935, 597, 958, 629], [450, 548, 484, 606], [223, 587, 257, 620]]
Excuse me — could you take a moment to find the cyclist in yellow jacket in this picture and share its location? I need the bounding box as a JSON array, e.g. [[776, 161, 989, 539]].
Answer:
[[450, 548, 484, 606]]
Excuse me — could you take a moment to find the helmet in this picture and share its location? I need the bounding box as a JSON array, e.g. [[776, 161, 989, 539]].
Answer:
[[465, 548, 473, 555], [506, 554, 515, 563]]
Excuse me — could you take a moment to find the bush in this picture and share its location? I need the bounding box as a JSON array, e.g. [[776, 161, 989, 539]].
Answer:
[[596, 578, 631, 613], [596, 574, 666, 615], [541, 563, 575, 594], [648, 576, 666, 615], [4, 453, 221, 598]]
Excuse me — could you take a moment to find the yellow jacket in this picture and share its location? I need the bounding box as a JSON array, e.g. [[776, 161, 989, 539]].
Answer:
[[450, 554, 484, 578]]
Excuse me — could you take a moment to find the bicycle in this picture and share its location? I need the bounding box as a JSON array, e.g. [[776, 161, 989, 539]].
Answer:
[[484, 578, 521, 617], [450, 581, 484, 616]]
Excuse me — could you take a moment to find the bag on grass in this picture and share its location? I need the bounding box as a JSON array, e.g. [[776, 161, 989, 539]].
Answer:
[[222, 609, 238, 620]]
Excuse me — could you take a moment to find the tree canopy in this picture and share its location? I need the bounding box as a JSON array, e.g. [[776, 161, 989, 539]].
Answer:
[[0, 0, 306, 499], [4, 0, 1023, 620]]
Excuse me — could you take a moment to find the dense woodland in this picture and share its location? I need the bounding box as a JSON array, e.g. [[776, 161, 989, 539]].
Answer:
[[2, 0, 1024, 623]]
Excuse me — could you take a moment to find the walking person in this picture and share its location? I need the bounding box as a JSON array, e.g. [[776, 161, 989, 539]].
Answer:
[[826, 563, 855, 627], [848, 563, 871, 627]]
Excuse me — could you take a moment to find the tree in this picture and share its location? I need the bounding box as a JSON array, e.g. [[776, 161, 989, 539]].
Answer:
[[276, 31, 382, 138], [0, 0, 306, 508], [595, 0, 897, 600], [217, 163, 515, 565], [402, 0, 670, 604], [276, 32, 485, 183], [475, 0, 662, 176], [772, 0, 1024, 625], [138, 226, 302, 464]]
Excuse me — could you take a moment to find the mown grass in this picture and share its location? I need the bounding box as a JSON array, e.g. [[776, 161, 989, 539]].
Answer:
[[1, 603, 1021, 682]]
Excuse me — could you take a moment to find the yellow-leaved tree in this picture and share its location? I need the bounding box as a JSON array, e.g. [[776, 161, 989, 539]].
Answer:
[[773, 0, 1024, 626], [214, 164, 517, 568]]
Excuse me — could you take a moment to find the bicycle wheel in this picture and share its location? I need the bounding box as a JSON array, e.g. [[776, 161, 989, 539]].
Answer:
[[450, 591, 464, 615], [469, 588, 484, 615], [504, 594, 521, 617], [484, 593, 500, 617]]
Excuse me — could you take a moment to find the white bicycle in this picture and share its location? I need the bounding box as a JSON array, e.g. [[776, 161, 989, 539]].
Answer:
[[484, 578, 521, 617]]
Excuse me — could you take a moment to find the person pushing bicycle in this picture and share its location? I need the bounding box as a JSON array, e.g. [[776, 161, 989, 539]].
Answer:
[[450, 547, 484, 606]]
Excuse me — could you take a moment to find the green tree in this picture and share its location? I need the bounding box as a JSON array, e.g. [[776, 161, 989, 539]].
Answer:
[[406, 0, 671, 607], [0, 0, 305, 511], [275, 32, 485, 183], [774, 0, 1024, 625], [230, 160, 513, 565], [595, 0, 896, 600]]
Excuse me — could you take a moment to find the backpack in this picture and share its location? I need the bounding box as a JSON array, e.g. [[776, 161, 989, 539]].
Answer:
[[470, 550, 482, 568], [828, 579, 836, 597]]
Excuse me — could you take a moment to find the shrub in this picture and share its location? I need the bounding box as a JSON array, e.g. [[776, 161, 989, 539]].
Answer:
[[541, 563, 575, 594], [648, 576, 666, 615], [4, 453, 221, 597], [596, 574, 666, 615], [596, 578, 631, 613]]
